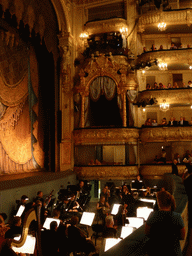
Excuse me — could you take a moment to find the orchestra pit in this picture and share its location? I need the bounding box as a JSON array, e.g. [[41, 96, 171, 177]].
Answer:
[[0, 0, 192, 255]]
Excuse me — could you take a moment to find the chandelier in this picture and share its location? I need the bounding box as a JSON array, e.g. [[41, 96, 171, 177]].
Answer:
[[160, 100, 169, 112], [158, 22, 166, 31], [158, 62, 168, 70]]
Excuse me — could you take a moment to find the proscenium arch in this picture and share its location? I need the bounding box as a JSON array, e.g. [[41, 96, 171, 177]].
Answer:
[[51, 0, 71, 34]]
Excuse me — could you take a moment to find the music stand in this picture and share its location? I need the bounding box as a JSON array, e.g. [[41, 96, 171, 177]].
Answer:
[[80, 212, 95, 226], [137, 207, 153, 221], [12, 235, 36, 254], [111, 204, 121, 215], [104, 238, 121, 252], [120, 226, 134, 239], [126, 217, 144, 229], [43, 217, 61, 230], [15, 205, 25, 217]]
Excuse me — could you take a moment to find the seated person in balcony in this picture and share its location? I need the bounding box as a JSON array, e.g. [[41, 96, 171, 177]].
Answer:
[[170, 42, 177, 49], [152, 119, 158, 126], [153, 82, 158, 89], [189, 117, 192, 125], [144, 118, 152, 126], [145, 190, 185, 256], [102, 215, 117, 238], [168, 117, 177, 126], [167, 83, 172, 89], [159, 83, 165, 89], [160, 117, 167, 126], [151, 44, 156, 51], [143, 47, 147, 53], [158, 45, 163, 50], [146, 83, 151, 90], [178, 116, 188, 126], [173, 82, 179, 88], [187, 80, 192, 87], [159, 149, 166, 164]]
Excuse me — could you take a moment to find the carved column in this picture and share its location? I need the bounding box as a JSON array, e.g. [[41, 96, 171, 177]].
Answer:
[[122, 91, 127, 127], [80, 93, 85, 128], [58, 32, 74, 169]]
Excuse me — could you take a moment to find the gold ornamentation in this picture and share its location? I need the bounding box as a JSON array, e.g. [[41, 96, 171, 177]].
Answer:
[[140, 127, 192, 142], [74, 166, 139, 180], [73, 128, 139, 145]]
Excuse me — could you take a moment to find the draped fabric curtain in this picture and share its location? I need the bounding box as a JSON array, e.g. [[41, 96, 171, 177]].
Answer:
[[90, 76, 116, 101], [85, 76, 117, 127], [0, 37, 44, 173], [127, 90, 138, 127]]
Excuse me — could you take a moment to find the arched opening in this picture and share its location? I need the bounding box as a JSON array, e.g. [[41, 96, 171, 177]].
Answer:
[[88, 76, 122, 127]]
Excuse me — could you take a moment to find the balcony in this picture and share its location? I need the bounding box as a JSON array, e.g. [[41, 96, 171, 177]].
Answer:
[[137, 87, 192, 106]]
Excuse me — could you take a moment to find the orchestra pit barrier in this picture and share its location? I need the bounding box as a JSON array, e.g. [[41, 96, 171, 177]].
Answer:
[[100, 173, 188, 256]]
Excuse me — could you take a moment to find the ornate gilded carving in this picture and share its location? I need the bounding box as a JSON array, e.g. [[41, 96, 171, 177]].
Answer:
[[140, 164, 185, 178], [73, 128, 139, 145], [84, 18, 128, 36], [138, 9, 192, 30], [74, 166, 139, 180], [137, 88, 192, 106], [140, 127, 192, 142]]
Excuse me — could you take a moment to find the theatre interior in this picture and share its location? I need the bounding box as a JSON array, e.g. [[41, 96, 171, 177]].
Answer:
[[0, 0, 192, 255]]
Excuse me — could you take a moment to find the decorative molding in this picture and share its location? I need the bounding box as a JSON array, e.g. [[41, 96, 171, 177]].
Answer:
[[138, 9, 192, 32], [137, 49, 192, 66], [140, 126, 192, 142], [73, 128, 140, 145], [140, 164, 185, 178], [84, 18, 128, 35], [138, 88, 192, 106], [74, 165, 139, 180]]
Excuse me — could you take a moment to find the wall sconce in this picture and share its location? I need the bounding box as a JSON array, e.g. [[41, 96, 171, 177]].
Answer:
[[189, 66, 192, 70], [160, 100, 169, 112], [79, 32, 89, 39], [157, 22, 166, 31], [158, 62, 168, 71], [120, 27, 128, 37]]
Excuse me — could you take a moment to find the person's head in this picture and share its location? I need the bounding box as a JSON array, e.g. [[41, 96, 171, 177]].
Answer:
[[103, 185, 109, 193], [70, 216, 79, 226], [173, 159, 177, 165], [0, 215, 5, 226], [37, 191, 43, 198], [136, 175, 141, 181], [105, 215, 114, 227], [79, 180, 84, 188], [13, 216, 22, 226], [50, 221, 58, 231], [152, 119, 157, 123], [180, 116, 183, 121], [21, 195, 28, 204], [100, 195, 106, 203], [156, 190, 176, 211], [52, 209, 61, 219]]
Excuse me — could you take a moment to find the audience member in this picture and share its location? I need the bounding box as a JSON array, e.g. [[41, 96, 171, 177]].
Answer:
[[145, 190, 185, 256], [159, 83, 165, 89], [173, 82, 179, 88], [168, 117, 177, 126], [153, 82, 158, 89], [188, 81, 192, 88], [151, 119, 157, 126], [170, 42, 177, 49], [159, 149, 166, 164], [144, 118, 152, 126], [167, 83, 172, 89], [158, 45, 163, 50], [172, 159, 179, 175], [146, 83, 151, 90], [160, 117, 167, 126], [151, 44, 156, 51]]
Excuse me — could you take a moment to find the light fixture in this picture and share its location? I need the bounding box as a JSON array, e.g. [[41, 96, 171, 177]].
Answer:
[[142, 70, 145, 74], [157, 22, 166, 31], [158, 62, 168, 70], [160, 100, 169, 112], [191, 105, 192, 109], [79, 32, 89, 39], [189, 66, 192, 70], [143, 108, 146, 112], [120, 27, 128, 37]]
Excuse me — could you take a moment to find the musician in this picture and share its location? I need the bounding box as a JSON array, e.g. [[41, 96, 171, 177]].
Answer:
[[67, 193, 81, 212], [33, 191, 47, 225], [76, 180, 91, 210], [15, 195, 33, 219], [122, 185, 135, 217], [102, 215, 117, 238], [5, 216, 22, 239], [67, 216, 96, 255], [96, 195, 110, 225], [132, 175, 145, 190], [100, 185, 111, 203]]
